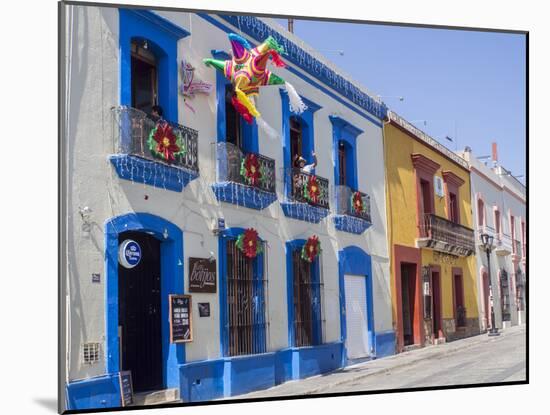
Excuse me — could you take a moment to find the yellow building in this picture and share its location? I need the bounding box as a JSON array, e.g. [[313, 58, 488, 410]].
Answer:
[[383, 111, 479, 352]]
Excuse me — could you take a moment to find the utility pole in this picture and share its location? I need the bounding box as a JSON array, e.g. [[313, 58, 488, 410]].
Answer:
[[288, 18, 294, 33]]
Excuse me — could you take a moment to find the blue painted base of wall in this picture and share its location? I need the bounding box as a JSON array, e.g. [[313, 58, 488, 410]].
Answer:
[[179, 342, 343, 402], [212, 182, 277, 210], [110, 154, 199, 192], [66, 374, 121, 411], [333, 214, 372, 234], [280, 202, 330, 223], [374, 330, 396, 358]]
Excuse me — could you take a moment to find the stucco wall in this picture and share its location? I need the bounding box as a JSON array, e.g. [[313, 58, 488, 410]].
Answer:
[[65, 5, 392, 383], [383, 122, 478, 338]]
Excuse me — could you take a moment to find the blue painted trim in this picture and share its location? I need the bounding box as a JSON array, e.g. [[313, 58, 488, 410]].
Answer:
[[338, 246, 375, 362], [333, 214, 372, 234], [212, 182, 277, 210], [104, 213, 185, 389], [285, 239, 323, 350], [374, 330, 396, 358], [178, 342, 343, 401], [196, 13, 385, 128], [109, 155, 198, 192], [218, 227, 266, 358], [280, 202, 329, 223], [280, 89, 322, 197], [66, 374, 121, 410], [119, 9, 189, 124], [129, 9, 190, 39], [330, 115, 363, 189]]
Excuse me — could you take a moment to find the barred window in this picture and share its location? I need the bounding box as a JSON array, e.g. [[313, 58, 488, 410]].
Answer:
[[292, 249, 324, 347], [226, 239, 268, 356]]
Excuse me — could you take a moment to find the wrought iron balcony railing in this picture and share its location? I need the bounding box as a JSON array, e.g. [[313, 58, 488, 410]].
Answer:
[[418, 213, 475, 256], [215, 142, 276, 193], [287, 168, 330, 209], [111, 106, 199, 172], [334, 185, 372, 222]]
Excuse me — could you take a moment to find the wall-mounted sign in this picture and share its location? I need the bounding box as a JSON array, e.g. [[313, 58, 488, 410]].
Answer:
[[169, 294, 193, 343], [189, 257, 217, 293], [118, 371, 133, 407], [198, 302, 210, 317], [92, 273, 101, 283], [118, 239, 141, 269]]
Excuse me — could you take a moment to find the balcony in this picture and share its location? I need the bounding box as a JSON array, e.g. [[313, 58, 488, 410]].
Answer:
[[494, 235, 512, 256], [280, 168, 330, 223], [110, 106, 199, 192], [417, 213, 475, 256], [212, 142, 277, 210], [333, 185, 372, 234]]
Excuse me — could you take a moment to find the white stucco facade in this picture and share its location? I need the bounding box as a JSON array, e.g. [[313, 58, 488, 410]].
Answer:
[[459, 150, 526, 331], [62, 4, 393, 405]]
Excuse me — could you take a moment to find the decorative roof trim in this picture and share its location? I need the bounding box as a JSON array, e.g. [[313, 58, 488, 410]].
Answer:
[[388, 111, 469, 170], [215, 14, 387, 120]]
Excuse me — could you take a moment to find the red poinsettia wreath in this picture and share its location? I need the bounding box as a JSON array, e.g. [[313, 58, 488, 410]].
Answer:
[[351, 191, 365, 214], [148, 122, 186, 162], [236, 228, 263, 259], [240, 153, 262, 186], [301, 235, 321, 263], [303, 175, 321, 203]]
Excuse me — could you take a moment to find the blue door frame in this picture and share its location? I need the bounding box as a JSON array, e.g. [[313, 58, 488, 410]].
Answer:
[[105, 212, 185, 389], [338, 246, 375, 365]]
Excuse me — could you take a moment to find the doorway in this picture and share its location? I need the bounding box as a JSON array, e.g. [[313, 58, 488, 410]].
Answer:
[[131, 40, 158, 115], [431, 270, 442, 338], [118, 231, 163, 392], [344, 275, 370, 359], [453, 270, 465, 327], [400, 263, 417, 346]]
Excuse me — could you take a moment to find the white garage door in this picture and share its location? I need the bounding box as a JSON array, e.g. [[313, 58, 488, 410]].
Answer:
[[344, 274, 370, 359]]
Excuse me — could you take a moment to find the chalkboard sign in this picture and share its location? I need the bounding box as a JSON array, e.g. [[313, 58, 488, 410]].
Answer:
[[169, 294, 193, 343], [118, 371, 133, 407]]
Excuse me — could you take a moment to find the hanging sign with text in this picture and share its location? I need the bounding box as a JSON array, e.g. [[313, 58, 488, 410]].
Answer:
[[169, 294, 193, 343], [188, 257, 217, 293]]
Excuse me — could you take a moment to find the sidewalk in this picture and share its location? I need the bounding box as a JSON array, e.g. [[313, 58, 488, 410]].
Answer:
[[230, 325, 526, 399]]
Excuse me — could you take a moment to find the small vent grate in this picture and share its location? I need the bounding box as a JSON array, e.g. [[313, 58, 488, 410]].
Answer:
[[82, 342, 101, 365]]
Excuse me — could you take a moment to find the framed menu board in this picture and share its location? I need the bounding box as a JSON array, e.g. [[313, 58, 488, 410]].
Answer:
[[169, 294, 193, 343], [118, 371, 133, 407]]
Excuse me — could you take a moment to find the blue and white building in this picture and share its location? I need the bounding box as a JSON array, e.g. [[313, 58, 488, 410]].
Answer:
[[61, 3, 394, 410]]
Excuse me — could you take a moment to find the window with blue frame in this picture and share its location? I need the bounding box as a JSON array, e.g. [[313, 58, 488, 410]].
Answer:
[[224, 238, 267, 356], [290, 248, 323, 347], [110, 10, 199, 193]]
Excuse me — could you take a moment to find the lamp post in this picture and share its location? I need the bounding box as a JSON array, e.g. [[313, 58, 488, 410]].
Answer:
[[480, 233, 500, 336]]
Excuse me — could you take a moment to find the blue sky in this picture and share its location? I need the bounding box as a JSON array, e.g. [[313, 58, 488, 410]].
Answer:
[[275, 19, 526, 181]]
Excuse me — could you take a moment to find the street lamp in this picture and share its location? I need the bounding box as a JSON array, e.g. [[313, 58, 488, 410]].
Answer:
[[480, 233, 500, 336]]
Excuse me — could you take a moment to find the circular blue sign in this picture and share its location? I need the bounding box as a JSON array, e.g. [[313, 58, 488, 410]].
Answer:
[[119, 239, 142, 269]]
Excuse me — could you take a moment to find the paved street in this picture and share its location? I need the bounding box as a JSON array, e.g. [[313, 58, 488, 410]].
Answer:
[[232, 325, 526, 399]]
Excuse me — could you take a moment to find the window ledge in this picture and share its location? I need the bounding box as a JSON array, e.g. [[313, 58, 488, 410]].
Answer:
[[280, 201, 330, 224], [333, 214, 372, 234], [212, 182, 277, 210], [109, 154, 199, 192]]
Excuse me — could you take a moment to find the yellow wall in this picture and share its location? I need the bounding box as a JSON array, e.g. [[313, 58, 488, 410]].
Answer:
[[384, 122, 479, 322]]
